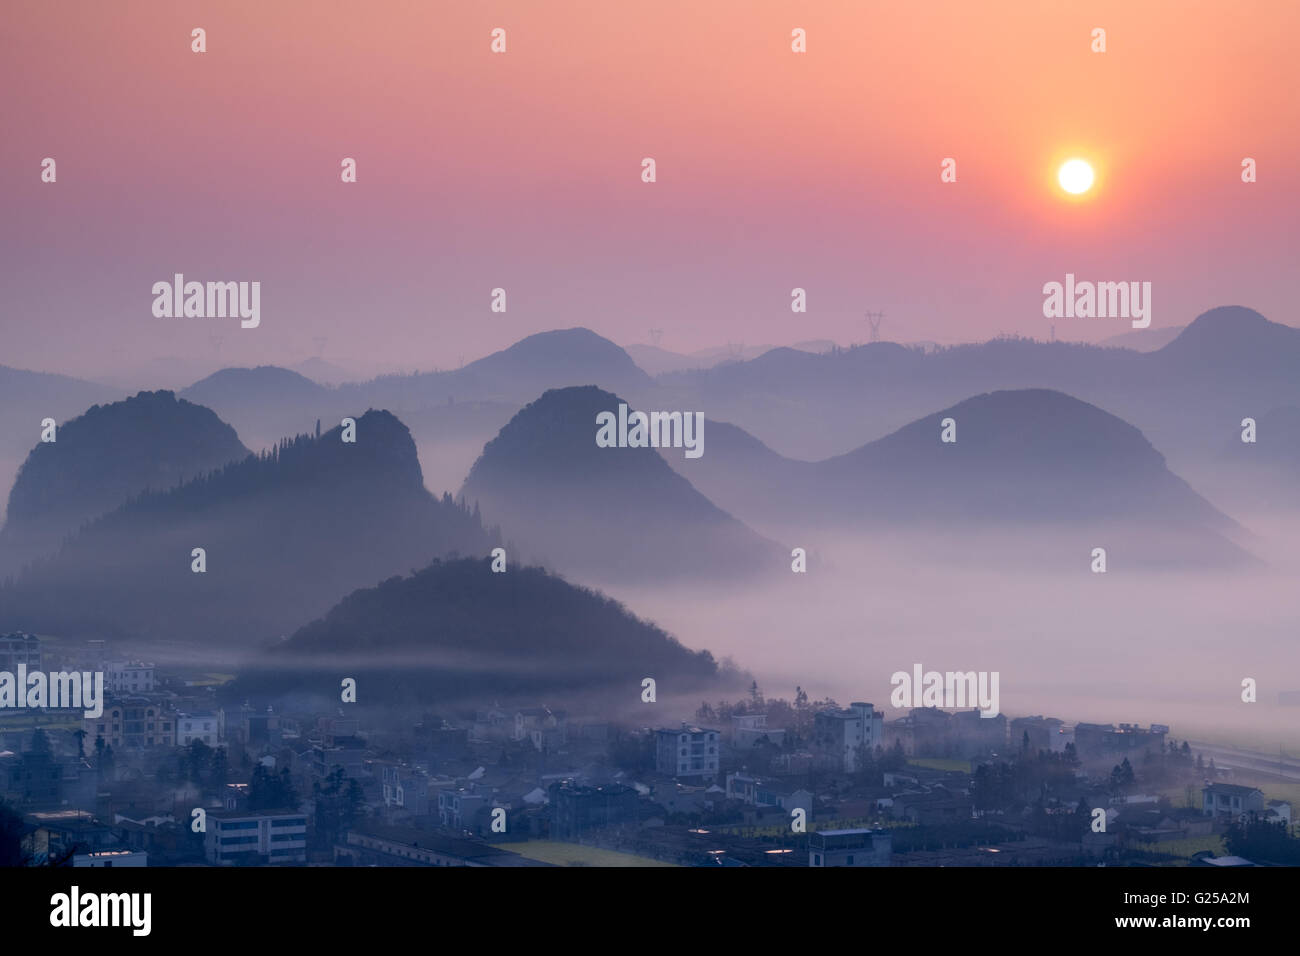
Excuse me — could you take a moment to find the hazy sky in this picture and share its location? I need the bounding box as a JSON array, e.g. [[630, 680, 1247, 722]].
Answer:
[[4, 0, 1297, 380]]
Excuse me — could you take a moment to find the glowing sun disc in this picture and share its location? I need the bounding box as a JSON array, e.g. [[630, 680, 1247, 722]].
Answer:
[[1058, 159, 1094, 194]]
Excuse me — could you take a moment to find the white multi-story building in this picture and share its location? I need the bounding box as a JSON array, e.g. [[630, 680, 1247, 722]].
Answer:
[[205, 809, 308, 864], [813, 702, 884, 773], [0, 632, 42, 672], [176, 710, 224, 747], [106, 661, 155, 695], [655, 724, 720, 778], [808, 828, 892, 867]]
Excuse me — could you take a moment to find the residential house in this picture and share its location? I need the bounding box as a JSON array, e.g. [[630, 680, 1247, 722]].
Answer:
[[655, 724, 720, 778], [85, 697, 176, 752], [514, 707, 567, 752], [1266, 800, 1292, 827], [549, 782, 640, 840], [382, 764, 431, 816], [1009, 715, 1071, 753], [105, 661, 155, 695], [1074, 722, 1168, 760], [1202, 784, 1265, 819], [808, 828, 892, 867], [437, 787, 487, 830], [813, 703, 883, 772], [175, 709, 224, 747], [731, 713, 786, 750], [0, 632, 41, 672], [725, 772, 811, 817]]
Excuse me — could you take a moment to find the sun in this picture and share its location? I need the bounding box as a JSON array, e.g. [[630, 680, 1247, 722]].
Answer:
[[1058, 158, 1094, 195]]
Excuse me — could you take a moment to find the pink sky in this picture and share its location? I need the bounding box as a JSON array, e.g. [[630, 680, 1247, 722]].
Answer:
[[3, 0, 1297, 379]]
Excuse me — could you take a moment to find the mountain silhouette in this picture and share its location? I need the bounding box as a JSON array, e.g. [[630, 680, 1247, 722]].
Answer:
[[180, 366, 334, 450], [342, 328, 654, 410], [1207, 405, 1300, 511], [0, 410, 498, 643], [672, 389, 1252, 567], [819, 390, 1234, 525], [1097, 325, 1186, 351], [654, 306, 1299, 465], [459, 386, 783, 583], [626, 339, 836, 376], [1149, 306, 1300, 380], [0, 367, 120, 516], [0, 390, 248, 568], [1236, 406, 1300, 469], [174, 331, 658, 481], [237, 557, 725, 706]]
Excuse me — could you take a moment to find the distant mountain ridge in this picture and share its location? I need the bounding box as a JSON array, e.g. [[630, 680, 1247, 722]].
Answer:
[[0, 390, 248, 568], [671, 388, 1252, 567], [625, 339, 836, 376], [460, 386, 784, 583], [0, 366, 121, 517], [339, 327, 654, 409], [170, 330, 658, 466], [653, 306, 1300, 462], [0, 409, 498, 643], [179, 365, 333, 450]]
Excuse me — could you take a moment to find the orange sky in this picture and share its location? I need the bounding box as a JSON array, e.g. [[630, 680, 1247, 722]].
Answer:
[[3, 0, 1297, 375]]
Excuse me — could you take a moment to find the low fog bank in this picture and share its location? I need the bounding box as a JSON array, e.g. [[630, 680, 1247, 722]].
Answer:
[[600, 522, 1300, 750]]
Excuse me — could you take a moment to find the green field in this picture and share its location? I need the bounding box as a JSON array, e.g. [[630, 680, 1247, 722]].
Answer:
[[184, 673, 237, 687], [715, 817, 913, 839], [498, 841, 677, 867], [1158, 778, 1300, 811], [908, 757, 971, 772], [1136, 834, 1227, 862]]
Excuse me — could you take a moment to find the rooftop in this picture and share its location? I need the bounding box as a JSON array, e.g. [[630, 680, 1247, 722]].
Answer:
[[348, 823, 553, 867], [657, 725, 717, 735], [1203, 783, 1263, 797], [208, 807, 306, 819], [1199, 855, 1256, 867]]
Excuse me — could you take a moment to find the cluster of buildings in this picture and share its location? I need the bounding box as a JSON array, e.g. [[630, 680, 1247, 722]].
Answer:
[[650, 702, 1169, 781], [4, 644, 1295, 868], [0, 632, 225, 753]]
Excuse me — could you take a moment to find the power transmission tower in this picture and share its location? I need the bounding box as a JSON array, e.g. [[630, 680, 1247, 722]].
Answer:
[[648, 329, 663, 346], [864, 310, 885, 343]]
